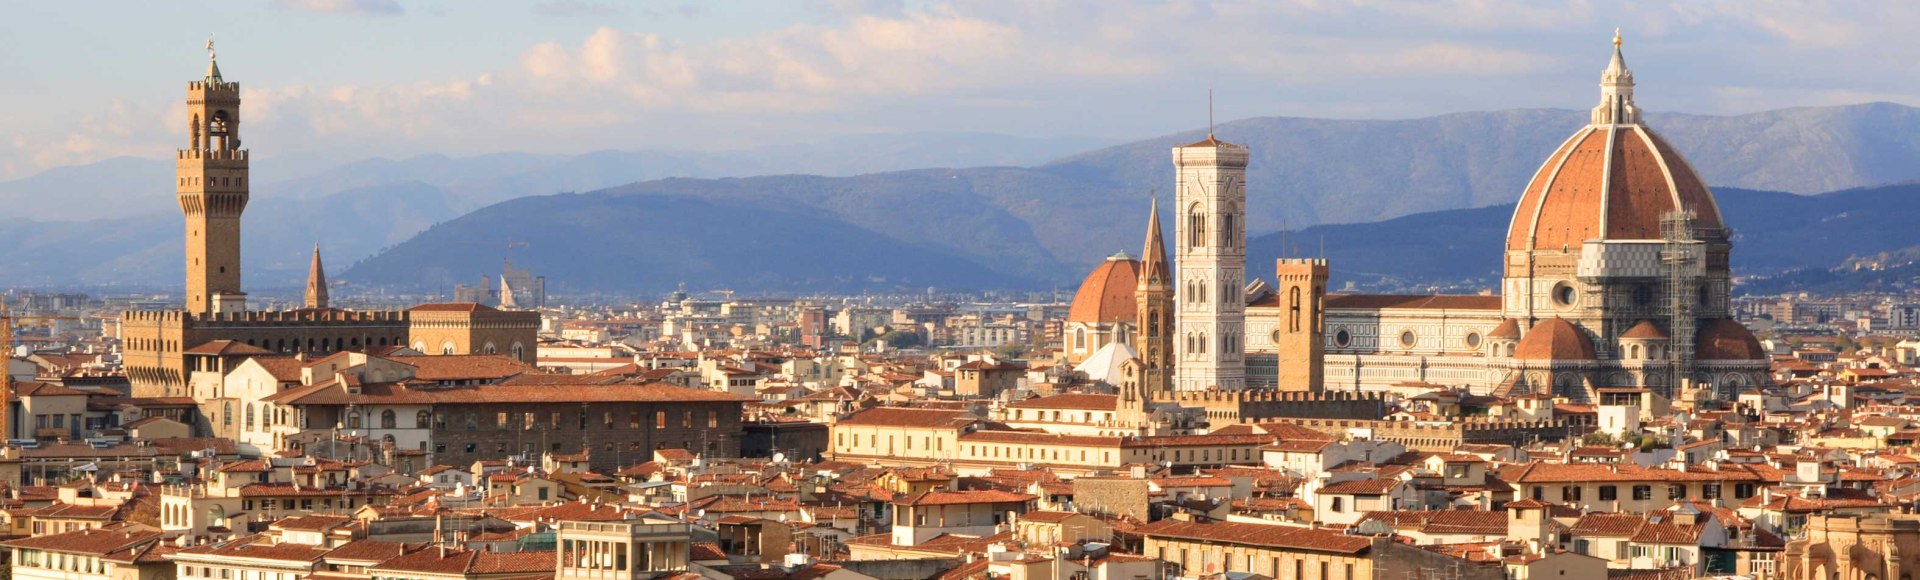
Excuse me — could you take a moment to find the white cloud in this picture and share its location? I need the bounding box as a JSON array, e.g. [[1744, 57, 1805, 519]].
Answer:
[[8, 0, 1920, 179]]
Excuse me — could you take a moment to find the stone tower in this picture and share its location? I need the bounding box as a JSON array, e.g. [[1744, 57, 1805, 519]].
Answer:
[[1274, 259, 1327, 391], [305, 245, 329, 310], [1135, 198, 1174, 397], [179, 43, 249, 314], [1172, 134, 1249, 391]]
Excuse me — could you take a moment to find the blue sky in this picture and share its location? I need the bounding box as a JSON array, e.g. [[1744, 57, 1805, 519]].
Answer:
[[1, 0, 1912, 178]]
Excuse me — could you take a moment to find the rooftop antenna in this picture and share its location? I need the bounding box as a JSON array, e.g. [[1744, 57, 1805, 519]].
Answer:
[[1280, 220, 1289, 259], [1207, 89, 1215, 138]]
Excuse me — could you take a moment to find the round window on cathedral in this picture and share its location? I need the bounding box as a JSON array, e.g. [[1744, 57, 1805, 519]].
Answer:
[[1465, 332, 1482, 349], [1399, 330, 1417, 348], [1333, 328, 1352, 348], [1553, 282, 1577, 307]]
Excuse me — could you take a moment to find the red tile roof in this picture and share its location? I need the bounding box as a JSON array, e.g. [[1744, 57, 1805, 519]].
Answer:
[[1325, 294, 1501, 311], [2, 524, 161, 554], [1138, 519, 1372, 555], [837, 407, 977, 428], [895, 490, 1035, 507], [1007, 393, 1119, 411]]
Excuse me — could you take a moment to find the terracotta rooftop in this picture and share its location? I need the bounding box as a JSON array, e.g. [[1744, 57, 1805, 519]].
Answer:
[[1138, 519, 1372, 555], [895, 490, 1035, 507], [2, 524, 161, 555], [1326, 294, 1501, 311], [1007, 393, 1119, 411], [837, 407, 977, 428]]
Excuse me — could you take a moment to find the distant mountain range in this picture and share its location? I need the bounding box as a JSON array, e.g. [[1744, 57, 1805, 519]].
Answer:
[[1245, 184, 1920, 295], [9, 104, 1920, 293]]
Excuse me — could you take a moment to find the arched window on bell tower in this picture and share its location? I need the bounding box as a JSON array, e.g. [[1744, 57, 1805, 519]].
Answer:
[[1188, 207, 1206, 249], [209, 110, 233, 150], [1288, 287, 1302, 332]]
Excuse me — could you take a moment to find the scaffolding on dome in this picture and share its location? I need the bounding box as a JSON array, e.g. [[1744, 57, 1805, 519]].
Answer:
[[1660, 210, 1700, 400]]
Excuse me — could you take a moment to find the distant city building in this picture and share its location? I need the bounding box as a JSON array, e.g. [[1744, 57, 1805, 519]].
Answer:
[[500, 260, 546, 309]]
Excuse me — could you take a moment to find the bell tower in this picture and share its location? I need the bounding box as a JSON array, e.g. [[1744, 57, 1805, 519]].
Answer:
[[1274, 259, 1327, 391], [179, 38, 249, 314], [1135, 197, 1174, 397], [1172, 132, 1249, 391]]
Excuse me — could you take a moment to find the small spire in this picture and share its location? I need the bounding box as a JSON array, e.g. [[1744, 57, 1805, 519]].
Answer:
[[305, 244, 330, 310], [205, 34, 223, 82], [1138, 194, 1170, 286]]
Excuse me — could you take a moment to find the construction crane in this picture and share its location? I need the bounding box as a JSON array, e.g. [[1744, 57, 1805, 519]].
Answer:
[[0, 295, 83, 444]]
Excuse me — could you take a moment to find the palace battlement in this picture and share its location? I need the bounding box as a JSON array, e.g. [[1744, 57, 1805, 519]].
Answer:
[[122, 309, 408, 326], [1155, 390, 1383, 404], [1268, 416, 1575, 451], [187, 80, 239, 93], [177, 149, 249, 161]]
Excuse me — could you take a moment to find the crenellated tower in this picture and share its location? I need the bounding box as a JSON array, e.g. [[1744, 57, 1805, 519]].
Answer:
[[1135, 198, 1174, 397], [1274, 258, 1327, 391], [179, 41, 249, 314], [1172, 133, 1249, 391]]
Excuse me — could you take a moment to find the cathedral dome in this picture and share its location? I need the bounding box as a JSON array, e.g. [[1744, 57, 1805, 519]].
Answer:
[[1515, 318, 1597, 361], [1488, 318, 1523, 340], [1067, 254, 1141, 324], [1620, 320, 1669, 340], [1696, 318, 1765, 361], [1505, 33, 1725, 252]]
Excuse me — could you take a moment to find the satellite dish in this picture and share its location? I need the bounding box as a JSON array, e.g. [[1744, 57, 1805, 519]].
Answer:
[[773, 453, 787, 464]]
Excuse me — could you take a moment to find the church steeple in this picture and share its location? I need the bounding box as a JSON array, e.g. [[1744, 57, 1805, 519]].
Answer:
[[1139, 197, 1170, 286], [1134, 196, 1175, 398], [305, 244, 329, 310], [1592, 28, 1639, 126]]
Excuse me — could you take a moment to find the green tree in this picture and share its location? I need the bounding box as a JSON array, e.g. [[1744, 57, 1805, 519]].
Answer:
[[992, 342, 1030, 360], [877, 330, 924, 348]]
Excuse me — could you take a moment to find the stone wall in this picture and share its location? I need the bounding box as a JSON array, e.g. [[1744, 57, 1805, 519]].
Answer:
[[1073, 477, 1151, 521]]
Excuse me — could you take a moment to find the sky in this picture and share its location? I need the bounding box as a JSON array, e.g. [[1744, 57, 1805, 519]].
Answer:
[[1, 0, 1915, 179]]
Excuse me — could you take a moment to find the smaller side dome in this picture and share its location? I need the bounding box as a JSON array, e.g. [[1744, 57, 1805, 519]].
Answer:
[[1515, 318, 1598, 361], [1696, 319, 1765, 361], [1620, 320, 1669, 341], [1067, 254, 1142, 324], [1488, 319, 1523, 340]]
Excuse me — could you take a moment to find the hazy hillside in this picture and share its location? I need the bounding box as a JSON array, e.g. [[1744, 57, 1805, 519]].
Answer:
[[1046, 103, 1920, 233], [342, 193, 1022, 293], [0, 132, 1111, 222], [0, 182, 460, 288], [15, 104, 1920, 292], [1243, 185, 1920, 294]]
